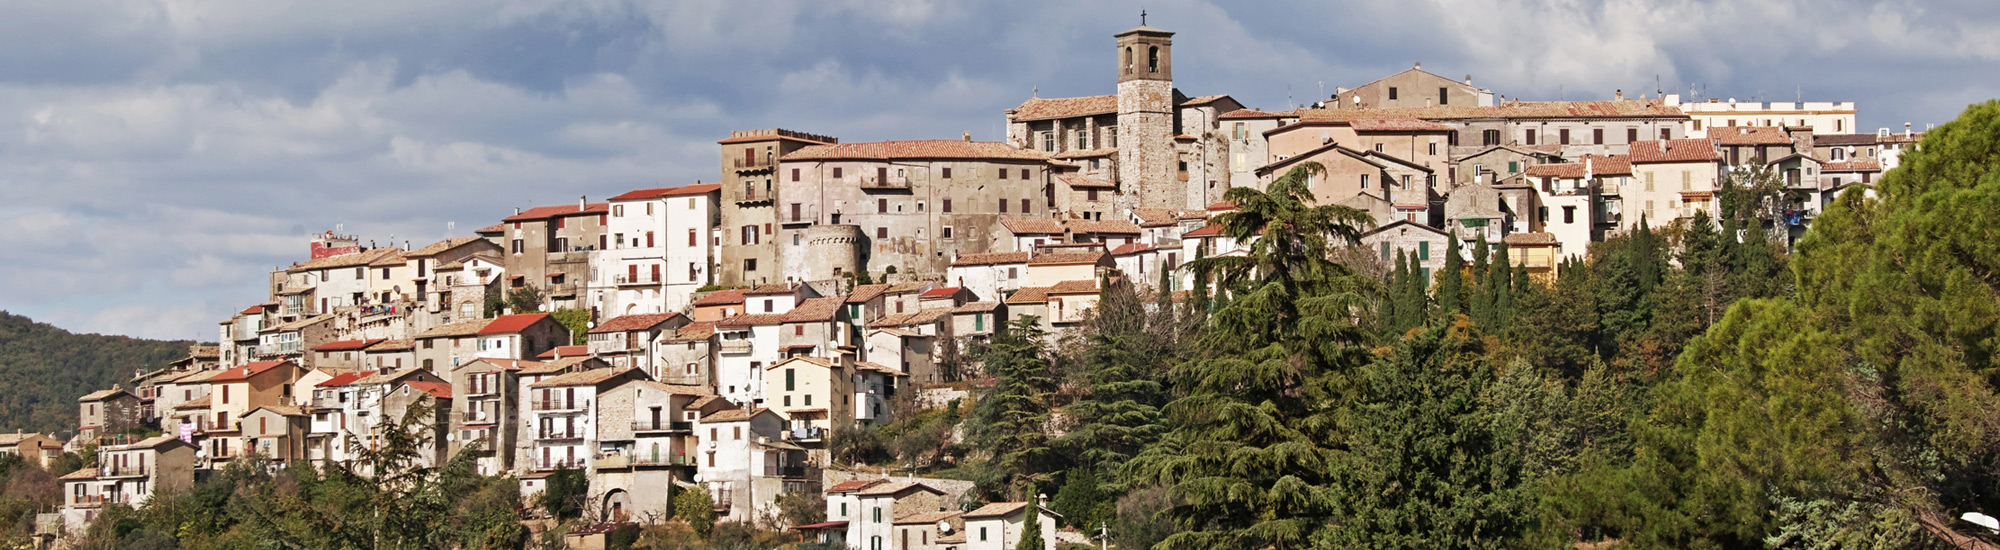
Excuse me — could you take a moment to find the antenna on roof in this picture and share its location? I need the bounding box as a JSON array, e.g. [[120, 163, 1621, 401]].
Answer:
[[1031, 85, 1038, 98], [1655, 75, 1662, 97], [447, 221, 455, 233]]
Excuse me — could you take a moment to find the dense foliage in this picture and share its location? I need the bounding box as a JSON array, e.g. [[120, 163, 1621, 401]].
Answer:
[[0, 312, 192, 434]]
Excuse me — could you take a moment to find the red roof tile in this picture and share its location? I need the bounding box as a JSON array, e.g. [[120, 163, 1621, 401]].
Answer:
[[950, 251, 1030, 267], [1184, 223, 1225, 238], [1001, 218, 1065, 235], [480, 313, 552, 335], [589, 313, 684, 334], [952, 301, 1001, 313], [826, 479, 887, 494], [534, 345, 590, 360], [206, 361, 292, 383], [475, 223, 507, 234], [1821, 159, 1882, 172], [782, 140, 1048, 161], [1217, 108, 1282, 120], [240, 305, 264, 315], [717, 313, 788, 327], [920, 287, 961, 298], [1109, 242, 1157, 255], [1293, 99, 1685, 122], [418, 319, 490, 339], [1028, 250, 1107, 266], [1047, 280, 1100, 294], [317, 370, 377, 387], [692, 289, 747, 307], [1629, 139, 1721, 164], [1009, 95, 1117, 121], [845, 284, 891, 303], [1206, 200, 1237, 211], [1065, 218, 1141, 234], [312, 339, 383, 352], [1503, 232, 1559, 246], [502, 203, 608, 223], [1005, 287, 1051, 304], [783, 297, 845, 323], [1350, 118, 1454, 132], [403, 381, 452, 399], [1056, 174, 1117, 189], [609, 183, 720, 201], [1709, 126, 1792, 146], [716, 128, 837, 145]]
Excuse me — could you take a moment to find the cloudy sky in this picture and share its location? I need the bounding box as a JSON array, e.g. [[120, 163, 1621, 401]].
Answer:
[[2, 0, 1995, 340]]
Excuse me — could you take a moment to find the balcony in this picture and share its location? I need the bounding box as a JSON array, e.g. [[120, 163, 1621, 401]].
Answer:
[[781, 426, 826, 441], [615, 274, 662, 288], [763, 465, 808, 479], [858, 175, 912, 191], [1598, 182, 1621, 196], [633, 420, 693, 433], [535, 458, 590, 471], [549, 251, 592, 265], [101, 465, 150, 478], [718, 340, 752, 355], [631, 453, 695, 467], [533, 432, 586, 443], [733, 157, 775, 170], [731, 186, 771, 204]]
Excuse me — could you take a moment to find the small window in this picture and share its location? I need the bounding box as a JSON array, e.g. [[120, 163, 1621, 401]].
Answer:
[[1439, 87, 1449, 105], [877, 227, 888, 239], [942, 199, 952, 213], [941, 167, 952, 179], [1388, 87, 1399, 100], [833, 167, 843, 178], [790, 168, 799, 181]]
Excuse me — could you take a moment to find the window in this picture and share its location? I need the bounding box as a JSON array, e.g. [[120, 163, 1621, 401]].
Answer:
[[877, 198, 887, 213], [1379, 242, 1390, 260], [1681, 170, 1692, 190], [1439, 87, 1449, 105], [999, 199, 1008, 213], [1525, 130, 1537, 145], [645, 231, 654, 247], [1508, 161, 1519, 173], [790, 203, 801, 221], [1645, 172, 1655, 191], [1419, 241, 1430, 261], [1042, 133, 1054, 152], [733, 426, 741, 440], [1559, 129, 1571, 145], [873, 508, 883, 523], [1107, 127, 1118, 147], [1831, 148, 1845, 161], [1076, 131, 1088, 150], [1389, 87, 1399, 100], [744, 259, 757, 272], [1087, 189, 1099, 201], [1429, 142, 1438, 155], [1374, 143, 1384, 152], [1233, 122, 1246, 139], [1660, 128, 1671, 140], [614, 204, 624, 217], [1483, 129, 1500, 145], [1020, 168, 1030, 179], [790, 168, 799, 181], [941, 199, 952, 213], [833, 167, 843, 179], [877, 227, 888, 239], [1627, 128, 1639, 143], [1593, 128, 1603, 145], [942, 226, 953, 239], [980, 527, 988, 542], [1563, 205, 1576, 224], [840, 503, 847, 517], [1020, 198, 1030, 213], [1360, 174, 1369, 189]]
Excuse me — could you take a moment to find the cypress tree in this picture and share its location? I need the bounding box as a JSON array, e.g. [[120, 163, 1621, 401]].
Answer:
[[1470, 235, 1493, 325], [1490, 243, 1514, 327], [1385, 249, 1409, 334], [1440, 234, 1465, 315]]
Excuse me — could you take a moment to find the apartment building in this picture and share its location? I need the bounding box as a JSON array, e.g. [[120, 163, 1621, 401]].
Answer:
[[718, 129, 841, 287], [500, 200, 610, 312], [1625, 139, 1724, 228], [599, 183, 722, 317]]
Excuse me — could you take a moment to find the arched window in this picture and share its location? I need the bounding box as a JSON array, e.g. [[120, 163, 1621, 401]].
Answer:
[[1123, 47, 1133, 74], [1148, 46, 1160, 73]]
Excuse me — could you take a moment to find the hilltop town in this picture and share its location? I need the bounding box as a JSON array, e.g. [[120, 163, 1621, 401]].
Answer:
[[36, 22, 1942, 550]]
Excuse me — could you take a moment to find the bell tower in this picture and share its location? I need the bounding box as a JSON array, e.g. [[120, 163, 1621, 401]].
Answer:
[[1116, 16, 1180, 209]]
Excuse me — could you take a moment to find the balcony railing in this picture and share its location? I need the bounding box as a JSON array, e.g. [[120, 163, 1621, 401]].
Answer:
[[533, 432, 586, 443], [781, 426, 826, 441], [549, 251, 591, 265], [718, 341, 752, 355], [763, 465, 808, 478], [733, 157, 775, 170], [633, 420, 693, 432], [614, 274, 661, 287], [102, 465, 150, 478], [858, 176, 912, 190], [631, 453, 694, 467], [535, 458, 589, 471]]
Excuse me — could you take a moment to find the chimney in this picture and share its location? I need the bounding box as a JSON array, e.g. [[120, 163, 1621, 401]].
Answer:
[[963, 131, 971, 142], [1585, 156, 1594, 179], [579, 195, 587, 209], [1464, 74, 1473, 86], [1615, 89, 1624, 101], [514, 207, 521, 215], [1414, 61, 1421, 70], [1905, 122, 1912, 137], [1037, 493, 1049, 509]]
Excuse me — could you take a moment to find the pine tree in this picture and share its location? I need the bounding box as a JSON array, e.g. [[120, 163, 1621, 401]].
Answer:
[[970, 316, 1062, 494], [1487, 243, 1514, 328], [1470, 235, 1493, 325], [1439, 234, 1465, 315], [1058, 279, 1167, 479], [1383, 249, 1409, 334]]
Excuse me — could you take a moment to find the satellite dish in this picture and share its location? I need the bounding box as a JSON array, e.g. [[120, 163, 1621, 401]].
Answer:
[[937, 520, 952, 533]]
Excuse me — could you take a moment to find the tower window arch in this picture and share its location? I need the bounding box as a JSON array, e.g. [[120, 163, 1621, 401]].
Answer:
[[1123, 47, 1133, 74], [1148, 46, 1160, 73]]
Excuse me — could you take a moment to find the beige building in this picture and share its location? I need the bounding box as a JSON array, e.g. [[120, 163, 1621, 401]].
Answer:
[[1681, 97, 1858, 137], [1625, 139, 1724, 228], [717, 129, 841, 287], [775, 139, 1054, 284], [1325, 64, 1495, 110], [500, 200, 610, 312], [77, 388, 142, 439]]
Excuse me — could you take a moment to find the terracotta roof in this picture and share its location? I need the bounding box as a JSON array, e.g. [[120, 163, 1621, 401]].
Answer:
[[1523, 163, 1584, 179], [870, 327, 925, 338], [1524, 155, 1631, 179], [667, 322, 716, 342], [894, 510, 962, 525], [1218, 108, 1282, 120], [246, 404, 306, 417], [417, 319, 490, 339], [1629, 139, 1721, 164], [1000, 218, 1065, 235], [312, 339, 383, 352], [858, 481, 942, 497], [963, 502, 1031, 519], [1066, 218, 1141, 234], [459, 358, 543, 372], [950, 251, 1030, 267], [366, 250, 408, 267], [608, 183, 720, 201], [475, 223, 507, 235], [205, 361, 292, 383], [1183, 223, 1225, 238], [270, 314, 334, 333], [0, 433, 50, 446], [1293, 99, 1685, 122], [745, 283, 801, 296], [1010, 95, 1117, 121], [403, 381, 452, 399], [406, 237, 480, 257], [531, 367, 645, 388], [869, 309, 952, 328], [1813, 133, 1878, 146], [1179, 94, 1232, 107], [239, 305, 265, 315], [590, 313, 684, 334], [770, 357, 835, 370], [479, 313, 551, 335], [692, 289, 747, 307], [534, 345, 591, 360], [718, 313, 789, 327], [1005, 287, 1051, 304], [793, 520, 849, 531], [630, 380, 715, 396], [1709, 126, 1793, 146], [1207, 200, 1237, 211], [783, 140, 1049, 161], [826, 479, 887, 494], [699, 408, 766, 423], [1503, 232, 1559, 246], [1047, 280, 1100, 294], [520, 356, 599, 375], [174, 394, 211, 410], [1051, 147, 1118, 159], [367, 340, 415, 352], [1109, 242, 1157, 255], [1822, 159, 1882, 172], [1131, 208, 1179, 227], [844, 284, 891, 303], [78, 388, 132, 402], [1350, 118, 1454, 132], [502, 203, 608, 223], [1028, 251, 1106, 266], [952, 301, 1001, 313], [919, 287, 962, 298], [316, 370, 377, 387], [58, 467, 99, 481], [287, 247, 403, 273], [1056, 174, 1117, 189], [784, 297, 845, 323]]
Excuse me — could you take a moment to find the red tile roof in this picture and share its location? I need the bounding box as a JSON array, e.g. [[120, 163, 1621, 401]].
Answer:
[[206, 361, 292, 383], [475, 223, 507, 235], [1813, 133, 1878, 146], [1183, 223, 1225, 238], [534, 345, 590, 360], [239, 305, 264, 315], [1206, 200, 1237, 211], [502, 203, 608, 223], [1109, 242, 1157, 255], [953, 301, 1001, 313], [1028, 250, 1107, 266], [1821, 159, 1882, 172], [318, 370, 377, 387], [950, 251, 1030, 267], [418, 319, 490, 339], [826, 479, 887, 494], [1292, 99, 1685, 121], [1009, 95, 1117, 121], [692, 289, 747, 307], [463, 358, 543, 372], [366, 339, 415, 352], [1708, 126, 1792, 146], [1350, 118, 1454, 132], [1005, 286, 1051, 305], [783, 297, 845, 323], [1047, 280, 1100, 294], [716, 128, 837, 145], [1066, 218, 1141, 234], [312, 339, 383, 352], [609, 183, 721, 201], [717, 313, 788, 327], [287, 247, 404, 272], [1057, 174, 1117, 189], [530, 367, 646, 388], [845, 284, 891, 303], [783, 140, 1049, 161], [920, 287, 962, 298], [1217, 108, 1282, 120], [963, 502, 1032, 519], [480, 313, 552, 335], [589, 313, 684, 334], [1503, 232, 1559, 246], [1000, 218, 1065, 235], [1629, 139, 1721, 164], [744, 283, 800, 296], [667, 322, 716, 342], [403, 381, 452, 399], [1051, 147, 1117, 159], [408, 237, 486, 257]]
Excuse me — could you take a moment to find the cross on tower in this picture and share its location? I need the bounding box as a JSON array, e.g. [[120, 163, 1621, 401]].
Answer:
[[1140, 9, 1147, 25]]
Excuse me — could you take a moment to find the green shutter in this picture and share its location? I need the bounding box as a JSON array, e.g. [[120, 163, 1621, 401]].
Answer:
[[1508, 161, 1519, 173], [1419, 241, 1430, 261], [805, 394, 813, 406], [785, 369, 795, 391], [975, 313, 985, 331], [1380, 242, 1391, 260]]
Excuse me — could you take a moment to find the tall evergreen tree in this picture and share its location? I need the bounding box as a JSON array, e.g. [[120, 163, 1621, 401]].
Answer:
[[971, 316, 1062, 494], [1439, 234, 1466, 315], [1057, 280, 1168, 480], [1470, 235, 1493, 325]]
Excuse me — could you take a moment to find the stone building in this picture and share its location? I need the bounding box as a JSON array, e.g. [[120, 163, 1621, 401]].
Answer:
[[716, 129, 841, 287], [77, 388, 141, 439], [1324, 64, 1495, 110], [1624, 139, 1724, 228], [499, 200, 610, 312], [774, 139, 1053, 284]]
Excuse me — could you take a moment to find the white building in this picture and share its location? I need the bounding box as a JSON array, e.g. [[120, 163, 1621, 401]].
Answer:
[[599, 184, 722, 318], [692, 408, 809, 524], [524, 367, 651, 472], [1679, 96, 1859, 137], [962, 500, 1060, 550]]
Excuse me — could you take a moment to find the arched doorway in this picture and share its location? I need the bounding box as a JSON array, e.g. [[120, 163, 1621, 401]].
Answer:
[[600, 489, 630, 523]]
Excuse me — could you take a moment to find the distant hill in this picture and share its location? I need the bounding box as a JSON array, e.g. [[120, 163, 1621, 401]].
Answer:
[[0, 311, 192, 435]]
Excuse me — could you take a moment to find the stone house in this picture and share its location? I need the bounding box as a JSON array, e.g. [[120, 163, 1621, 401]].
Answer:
[[762, 357, 852, 439], [950, 301, 1003, 346], [1255, 142, 1434, 214], [240, 405, 309, 463], [1219, 108, 1287, 190], [59, 436, 195, 530], [962, 500, 1060, 550], [850, 481, 950, 550], [1451, 144, 1564, 188], [256, 314, 336, 367], [0, 433, 62, 469], [1625, 139, 1724, 229], [599, 183, 723, 320], [690, 288, 747, 322], [586, 312, 692, 373], [474, 312, 567, 362], [203, 360, 305, 463], [448, 358, 540, 475], [716, 129, 841, 288], [360, 339, 416, 373], [1356, 220, 1454, 283], [414, 318, 490, 374], [657, 322, 716, 387], [779, 296, 849, 359], [714, 313, 786, 406], [1325, 64, 1495, 111], [946, 252, 1029, 303], [77, 388, 141, 438], [309, 338, 382, 371], [524, 367, 649, 473], [693, 407, 809, 523], [498, 200, 610, 312]]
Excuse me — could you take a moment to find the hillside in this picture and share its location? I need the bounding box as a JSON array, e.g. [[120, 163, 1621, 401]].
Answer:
[[0, 311, 192, 435]]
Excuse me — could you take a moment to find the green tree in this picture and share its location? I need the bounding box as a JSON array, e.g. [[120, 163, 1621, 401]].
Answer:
[[550, 308, 592, 346], [1049, 468, 1111, 530], [673, 486, 718, 539], [1439, 233, 1465, 314], [1054, 279, 1168, 479], [968, 316, 1060, 495], [507, 285, 543, 314], [539, 464, 589, 520], [1017, 493, 1045, 550]]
